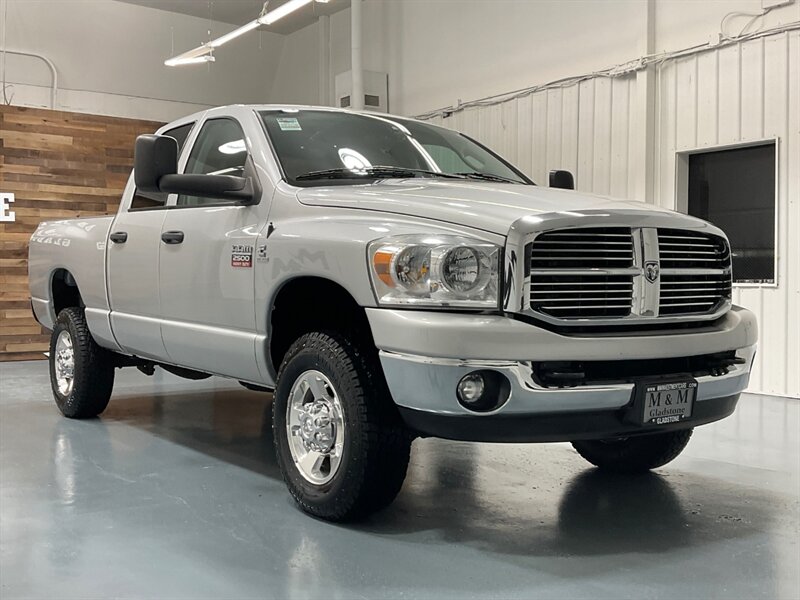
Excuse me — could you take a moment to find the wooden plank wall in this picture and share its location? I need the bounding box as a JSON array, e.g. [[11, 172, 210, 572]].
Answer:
[[0, 105, 163, 361]]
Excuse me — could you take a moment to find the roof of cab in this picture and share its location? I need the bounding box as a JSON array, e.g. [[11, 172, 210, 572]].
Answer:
[[157, 104, 434, 133]]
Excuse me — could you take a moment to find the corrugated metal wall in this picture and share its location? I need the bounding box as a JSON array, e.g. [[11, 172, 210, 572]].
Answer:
[[430, 30, 800, 398], [431, 76, 640, 201]]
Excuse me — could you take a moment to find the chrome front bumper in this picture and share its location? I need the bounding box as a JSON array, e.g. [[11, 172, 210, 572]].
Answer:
[[379, 345, 755, 417], [367, 306, 757, 424]]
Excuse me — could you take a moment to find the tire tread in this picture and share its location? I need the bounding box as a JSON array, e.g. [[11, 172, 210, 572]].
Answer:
[[273, 331, 410, 521], [50, 307, 114, 419], [572, 429, 693, 473]]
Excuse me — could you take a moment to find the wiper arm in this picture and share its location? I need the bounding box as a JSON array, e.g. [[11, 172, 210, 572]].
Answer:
[[295, 167, 410, 181], [454, 171, 521, 184], [294, 166, 465, 181]]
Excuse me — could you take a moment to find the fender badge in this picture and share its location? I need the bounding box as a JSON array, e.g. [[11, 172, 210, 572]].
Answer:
[[231, 244, 253, 268]]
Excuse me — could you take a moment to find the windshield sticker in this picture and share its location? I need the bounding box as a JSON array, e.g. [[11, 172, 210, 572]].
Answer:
[[231, 244, 253, 268], [276, 117, 302, 131]]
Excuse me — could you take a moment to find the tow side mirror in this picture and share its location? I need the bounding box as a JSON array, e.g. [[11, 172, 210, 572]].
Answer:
[[133, 134, 261, 205], [134, 134, 178, 193], [549, 169, 575, 190]]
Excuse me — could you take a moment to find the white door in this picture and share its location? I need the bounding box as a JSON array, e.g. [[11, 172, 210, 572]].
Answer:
[[107, 206, 169, 360]]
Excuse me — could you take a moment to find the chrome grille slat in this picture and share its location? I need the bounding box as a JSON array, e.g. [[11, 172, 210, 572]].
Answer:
[[533, 297, 634, 302], [533, 240, 633, 246], [539, 233, 631, 238], [659, 301, 718, 308], [529, 281, 633, 287], [531, 248, 633, 254], [537, 304, 633, 310]]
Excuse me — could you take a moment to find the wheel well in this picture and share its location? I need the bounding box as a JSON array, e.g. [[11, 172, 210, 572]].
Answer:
[[51, 269, 83, 315], [269, 277, 374, 374]]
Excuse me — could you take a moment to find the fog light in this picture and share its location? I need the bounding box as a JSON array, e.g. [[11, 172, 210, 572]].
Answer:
[[457, 373, 485, 404], [456, 370, 511, 412]]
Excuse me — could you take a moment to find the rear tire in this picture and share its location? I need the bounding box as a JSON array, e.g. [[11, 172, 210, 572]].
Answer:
[[273, 331, 411, 522], [49, 307, 115, 419], [571, 429, 693, 473]]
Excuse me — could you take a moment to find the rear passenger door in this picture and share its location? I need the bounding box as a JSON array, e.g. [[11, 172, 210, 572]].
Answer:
[[157, 117, 267, 382], [107, 122, 194, 361]]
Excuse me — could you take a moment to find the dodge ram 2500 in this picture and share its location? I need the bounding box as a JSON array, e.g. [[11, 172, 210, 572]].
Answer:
[[29, 105, 757, 521]]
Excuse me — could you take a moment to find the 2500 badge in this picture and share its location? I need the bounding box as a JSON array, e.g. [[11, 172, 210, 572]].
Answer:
[[231, 244, 253, 268]]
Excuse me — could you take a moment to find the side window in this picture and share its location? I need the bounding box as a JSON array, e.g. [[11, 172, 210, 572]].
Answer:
[[130, 122, 194, 211], [177, 118, 248, 207]]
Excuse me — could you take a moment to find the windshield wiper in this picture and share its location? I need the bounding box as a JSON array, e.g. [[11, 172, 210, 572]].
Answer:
[[295, 166, 465, 181], [454, 171, 521, 184]]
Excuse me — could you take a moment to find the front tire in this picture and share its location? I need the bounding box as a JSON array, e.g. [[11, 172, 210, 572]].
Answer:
[[49, 307, 115, 419], [273, 331, 411, 521], [571, 429, 693, 473]]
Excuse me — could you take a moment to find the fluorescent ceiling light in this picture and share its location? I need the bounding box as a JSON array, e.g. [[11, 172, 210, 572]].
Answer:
[[259, 0, 313, 25], [209, 20, 261, 48], [165, 0, 330, 67], [165, 55, 215, 67]]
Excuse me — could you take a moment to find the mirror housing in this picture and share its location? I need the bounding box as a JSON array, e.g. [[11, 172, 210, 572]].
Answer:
[[133, 134, 260, 205], [549, 169, 575, 190], [134, 134, 178, 193], [159, 171, 258, 204]]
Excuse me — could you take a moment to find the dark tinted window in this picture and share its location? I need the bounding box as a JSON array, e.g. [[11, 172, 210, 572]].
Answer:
[[167, 123, 194, 153], [259, 110, 529, 186], [129, 122, 194, 211], [688, 143, 775, 283], [177, 118, 248, 206]]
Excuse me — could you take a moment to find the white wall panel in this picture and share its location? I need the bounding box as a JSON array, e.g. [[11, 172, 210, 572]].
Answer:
[[656, 32, 799, 398], [431, 31, 799, 397]]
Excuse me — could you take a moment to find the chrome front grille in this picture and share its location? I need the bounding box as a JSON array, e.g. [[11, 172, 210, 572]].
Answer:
[[529, 228, 634, 318], [527, 226, 732, 322], [658, 229, 732, 316]]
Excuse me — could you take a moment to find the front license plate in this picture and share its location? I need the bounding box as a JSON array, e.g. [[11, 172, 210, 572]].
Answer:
[[641, 380, 697, 425]]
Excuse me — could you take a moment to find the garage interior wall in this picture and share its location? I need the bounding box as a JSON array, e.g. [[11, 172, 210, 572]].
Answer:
[[0, 105, 163, 360], [0, 0, 285, 121]]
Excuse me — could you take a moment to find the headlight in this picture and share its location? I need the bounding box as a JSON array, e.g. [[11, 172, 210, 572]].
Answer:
[[368, 235, 500, 308]]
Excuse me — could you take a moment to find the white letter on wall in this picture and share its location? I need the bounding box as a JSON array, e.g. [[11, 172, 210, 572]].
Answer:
[[0, 193, 15, 222]]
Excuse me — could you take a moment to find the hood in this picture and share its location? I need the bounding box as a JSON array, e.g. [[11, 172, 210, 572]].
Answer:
[[296, 180, 705, 235]]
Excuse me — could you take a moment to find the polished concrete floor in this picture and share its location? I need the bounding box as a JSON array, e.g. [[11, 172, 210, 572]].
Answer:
[[0, 360, 798, 600]]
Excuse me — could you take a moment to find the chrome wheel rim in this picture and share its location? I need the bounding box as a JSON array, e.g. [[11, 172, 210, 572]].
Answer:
[[54, 330, 75, 396], [286, 370, 345, 485]]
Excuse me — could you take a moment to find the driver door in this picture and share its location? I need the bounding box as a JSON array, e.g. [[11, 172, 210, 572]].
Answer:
[[157, 117, 267, 382]]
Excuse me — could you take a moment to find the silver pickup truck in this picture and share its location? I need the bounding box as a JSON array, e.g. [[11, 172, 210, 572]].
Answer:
[[29, 105, 757, 521]]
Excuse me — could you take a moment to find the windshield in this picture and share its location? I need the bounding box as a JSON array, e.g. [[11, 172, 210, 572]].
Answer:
[[258, 110, 532, 187]]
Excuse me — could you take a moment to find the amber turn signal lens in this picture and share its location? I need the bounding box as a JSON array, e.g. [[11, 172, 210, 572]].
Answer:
[[373, 250, 395, 287]]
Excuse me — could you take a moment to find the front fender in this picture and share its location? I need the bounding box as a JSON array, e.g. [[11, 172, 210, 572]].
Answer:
[[254, 204, 505, 342]]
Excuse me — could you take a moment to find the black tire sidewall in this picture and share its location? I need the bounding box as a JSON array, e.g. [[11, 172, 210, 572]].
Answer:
[[273, 334, 372, 517], [48, 308, 113, 419]]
